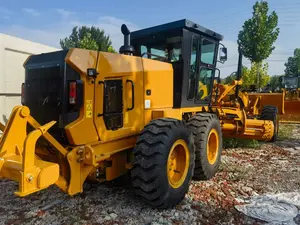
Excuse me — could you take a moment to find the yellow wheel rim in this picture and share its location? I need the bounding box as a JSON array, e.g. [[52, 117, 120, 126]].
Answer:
[[167, 139, 190, 189], [206, 128, 219, 165]]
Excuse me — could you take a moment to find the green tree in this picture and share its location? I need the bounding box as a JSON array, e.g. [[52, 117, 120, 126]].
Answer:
[[107, 46, 117, 53], [238, 0, 280, 90], [223, 72, 237, 84], [78, 33, 98, 50], [246, 62, 270, 88], [222, 63, 269, 89], [60, 26, 117, 52], [284, 48, 300, 76], [241, 66, 253, 87], [269, 75, 282, 92]]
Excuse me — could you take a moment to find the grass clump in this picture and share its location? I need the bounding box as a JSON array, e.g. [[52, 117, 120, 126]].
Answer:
[[278, 124, 294, 140], [223, 124, 295, 149], [223, 138, 261, 149]]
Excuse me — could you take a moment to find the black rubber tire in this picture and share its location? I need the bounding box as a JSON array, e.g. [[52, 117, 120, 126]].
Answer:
[[110, 173, 132, 187], [186, 113, 222, 180], [131, 118, 195, 209], [259, 105, 279, 142]]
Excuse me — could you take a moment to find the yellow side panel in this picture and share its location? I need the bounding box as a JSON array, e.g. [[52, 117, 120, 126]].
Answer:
[[106, 151, 128, 181], [142, 58, 173, 109], [144, 108, 182, 125], [94, 52, 144, 142], [64, 48, 100, 145]]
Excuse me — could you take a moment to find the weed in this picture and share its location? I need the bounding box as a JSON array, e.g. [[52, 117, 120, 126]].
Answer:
[[278, 124, 295, 140], [223, 138, 261, 149]]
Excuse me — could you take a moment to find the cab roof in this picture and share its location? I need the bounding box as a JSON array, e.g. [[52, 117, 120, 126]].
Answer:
[[130, 19, 223, 41]]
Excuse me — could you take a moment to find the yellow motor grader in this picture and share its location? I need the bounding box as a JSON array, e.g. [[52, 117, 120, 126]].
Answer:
[[245, 75, 300, 124], [279, 76, 300, 123], [0, 19, 278, 209]]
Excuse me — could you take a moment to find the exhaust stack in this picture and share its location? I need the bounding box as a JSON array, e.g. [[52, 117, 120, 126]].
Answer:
[[119, 24, 134, 55]]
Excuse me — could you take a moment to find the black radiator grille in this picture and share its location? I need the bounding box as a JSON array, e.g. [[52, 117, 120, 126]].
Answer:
[[23, 50, 81, 144], [25, 66, 62, 127]]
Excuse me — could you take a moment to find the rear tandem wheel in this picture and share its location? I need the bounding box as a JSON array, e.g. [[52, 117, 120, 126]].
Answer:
[[259, 105, 279, 142], [186, 113, 223, 180]]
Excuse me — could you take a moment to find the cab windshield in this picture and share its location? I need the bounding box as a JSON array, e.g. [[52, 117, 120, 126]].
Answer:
[[284, 77, 298, 89]]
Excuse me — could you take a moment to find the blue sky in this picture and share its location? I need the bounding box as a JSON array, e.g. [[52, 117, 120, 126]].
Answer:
[[1, 0, 300, 77]]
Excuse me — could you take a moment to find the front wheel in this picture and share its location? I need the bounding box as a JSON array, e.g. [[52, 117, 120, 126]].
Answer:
[[131, 118, 195, 209]]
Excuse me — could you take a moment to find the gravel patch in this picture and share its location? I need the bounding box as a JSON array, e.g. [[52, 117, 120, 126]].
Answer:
[[0, 125, 300, 224]]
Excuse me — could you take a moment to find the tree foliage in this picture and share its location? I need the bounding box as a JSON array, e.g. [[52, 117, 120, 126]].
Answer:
[[237, 0, 279, 90], [243, 62, 270, 88], [60, 26, 116, 52], [223, 62, 270, 89], [78, 33, 98, 50], [284, 48, 300, 76], [237, 0, 280, 63], [269, 75, 282, 92], [222, 72, 237, 84], [107, 46, 117, 53]]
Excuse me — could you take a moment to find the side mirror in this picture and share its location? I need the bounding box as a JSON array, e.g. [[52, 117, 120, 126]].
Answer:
[[219, 47, 227, 63]]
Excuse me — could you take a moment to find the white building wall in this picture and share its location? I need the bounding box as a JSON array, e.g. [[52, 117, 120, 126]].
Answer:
[[0, 33, 59, 125]]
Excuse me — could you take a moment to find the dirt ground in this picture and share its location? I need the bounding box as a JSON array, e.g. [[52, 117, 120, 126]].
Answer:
[[0, 124, 300, 225]]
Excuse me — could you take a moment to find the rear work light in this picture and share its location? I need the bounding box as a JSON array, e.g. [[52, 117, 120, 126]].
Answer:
[[69, 81, 77, 104], [21, 83, 25, 105]]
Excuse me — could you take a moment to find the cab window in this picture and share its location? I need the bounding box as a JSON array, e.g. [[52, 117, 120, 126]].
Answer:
[[187, 36, 199, 100], [196, 68, 213, 101], [150, 47, 166, 60], [140, 45, 167, 60], [201, 39, 216, 65], [139, 37, 182, 62], [141, 45, 148, 58], [169, 46, 182, 62]]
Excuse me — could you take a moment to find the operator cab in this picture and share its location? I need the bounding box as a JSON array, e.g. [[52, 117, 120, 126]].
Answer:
[[130, 19, 227, 108], [281, 76, 300, 92]]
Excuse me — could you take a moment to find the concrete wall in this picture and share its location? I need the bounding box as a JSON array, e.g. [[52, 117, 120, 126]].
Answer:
[[0, 33, 59, 125]]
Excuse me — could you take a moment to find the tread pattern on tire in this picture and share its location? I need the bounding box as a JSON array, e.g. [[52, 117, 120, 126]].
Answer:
[[186, 113, 222, 180], [259, 105, 279, 142], [131, 118, 195, 209]]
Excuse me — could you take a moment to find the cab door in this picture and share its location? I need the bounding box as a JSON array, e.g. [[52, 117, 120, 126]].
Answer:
[[194, 36, 218, 105], [94, 52, 144, 142]]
